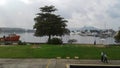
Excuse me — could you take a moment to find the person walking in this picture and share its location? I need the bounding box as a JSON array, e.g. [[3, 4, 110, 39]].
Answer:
[[101, 52, 104, 62], [103, 53, 108, 63]]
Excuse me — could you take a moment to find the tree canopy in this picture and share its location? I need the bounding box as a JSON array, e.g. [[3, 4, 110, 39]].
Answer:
[[114, 30, 120, 43], [34, 5, 70, 42]]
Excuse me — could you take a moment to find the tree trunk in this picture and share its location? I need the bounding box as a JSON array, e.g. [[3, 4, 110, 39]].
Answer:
[[48, 35, 51, 43]]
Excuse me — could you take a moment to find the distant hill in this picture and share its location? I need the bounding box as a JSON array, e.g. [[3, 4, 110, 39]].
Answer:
[[0, 27, 35, 33], [80, 26, 100, 31], [69, 26, 100, 31]]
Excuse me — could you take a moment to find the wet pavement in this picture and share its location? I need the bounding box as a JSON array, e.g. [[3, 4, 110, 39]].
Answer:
[[0, 59, 120, 68]]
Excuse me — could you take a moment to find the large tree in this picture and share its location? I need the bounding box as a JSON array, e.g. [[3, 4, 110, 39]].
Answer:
[[114, 30, 120, 43], [34, 5, 70, 42]]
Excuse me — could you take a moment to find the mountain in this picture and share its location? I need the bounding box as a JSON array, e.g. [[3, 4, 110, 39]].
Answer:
[[69, 26, 100, 31], [0, 27, 35, 33], [79, 26, 100, 31]]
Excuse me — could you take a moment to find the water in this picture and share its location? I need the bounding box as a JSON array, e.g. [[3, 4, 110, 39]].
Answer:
[[0, 32, 116, 44]]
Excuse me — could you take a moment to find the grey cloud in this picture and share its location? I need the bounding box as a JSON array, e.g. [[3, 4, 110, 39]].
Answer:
[[0, 0, 120, 30], [0, 0, 36, 29], [107, 3, 120, 18]]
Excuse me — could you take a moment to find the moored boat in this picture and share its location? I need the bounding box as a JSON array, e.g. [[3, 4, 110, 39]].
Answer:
[[0, 34, 20, 43]]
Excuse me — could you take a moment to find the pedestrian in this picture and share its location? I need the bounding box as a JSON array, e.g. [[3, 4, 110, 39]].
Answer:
[[103, 53, 108, 63], [101, 52, 104, 62], [94, 40, 96, 45]]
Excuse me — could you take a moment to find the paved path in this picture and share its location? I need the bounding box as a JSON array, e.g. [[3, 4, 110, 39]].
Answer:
[[0, 59, 120, 68]]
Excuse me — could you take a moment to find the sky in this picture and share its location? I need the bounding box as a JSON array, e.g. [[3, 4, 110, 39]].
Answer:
[[0, 0, 120, 30]]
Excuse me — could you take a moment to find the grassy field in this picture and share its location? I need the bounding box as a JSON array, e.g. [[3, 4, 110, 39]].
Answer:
[[0, 44, 120, 59]]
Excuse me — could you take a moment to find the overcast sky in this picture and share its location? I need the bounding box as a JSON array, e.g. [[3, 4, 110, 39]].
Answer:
[[0, 0, 120, 30]]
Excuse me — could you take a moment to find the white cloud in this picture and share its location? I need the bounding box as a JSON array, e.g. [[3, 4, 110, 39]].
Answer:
[[0, 0, 120, 30], [0, 0, 7, 6], [61, 0, 119, 29], [20, 0, 41, 4], [20, 0, 33, 4]]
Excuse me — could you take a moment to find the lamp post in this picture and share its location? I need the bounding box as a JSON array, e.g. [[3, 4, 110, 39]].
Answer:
[[101, 38, 105, 45], [94, 33, 96, 45]]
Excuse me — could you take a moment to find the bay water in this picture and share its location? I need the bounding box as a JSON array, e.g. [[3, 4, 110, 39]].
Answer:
[[0, 32, 115, 44]]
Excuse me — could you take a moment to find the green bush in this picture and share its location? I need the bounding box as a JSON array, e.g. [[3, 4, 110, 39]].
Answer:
[[18, 41, 27, 45], [114, 30, 120, 43], [47, 38, 63, 44], [68, 39, 77, 44]]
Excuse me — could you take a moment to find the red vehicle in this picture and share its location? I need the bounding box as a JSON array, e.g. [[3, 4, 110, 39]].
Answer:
[[0, 34, 20, 44]]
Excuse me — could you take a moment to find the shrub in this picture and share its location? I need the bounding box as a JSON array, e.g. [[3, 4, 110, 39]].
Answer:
[[4, 42, 12, 45], [114, 30, 120, 43], [18, 40, 27, 45], [47, 38, 63, 44], [68, 39, 77, 44]]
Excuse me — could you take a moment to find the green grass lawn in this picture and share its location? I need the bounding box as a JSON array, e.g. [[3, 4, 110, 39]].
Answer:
[[0, 44, 120, 59]]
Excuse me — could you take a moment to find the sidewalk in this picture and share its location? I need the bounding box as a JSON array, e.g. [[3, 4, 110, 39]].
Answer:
[[0, 59, 120, 68]]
